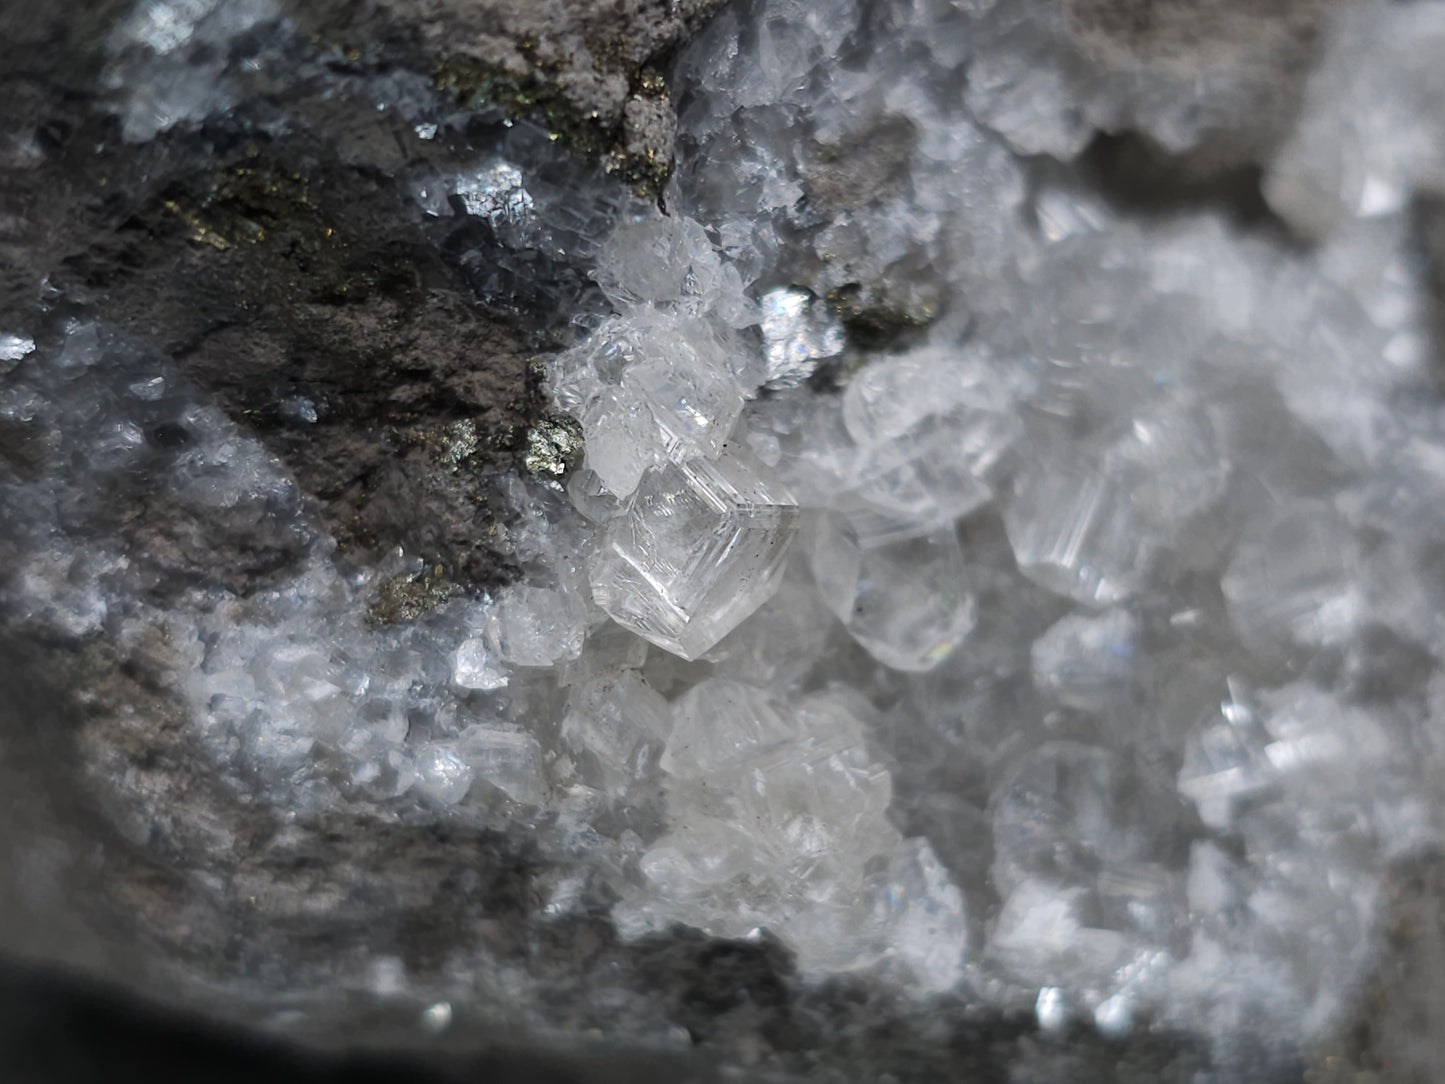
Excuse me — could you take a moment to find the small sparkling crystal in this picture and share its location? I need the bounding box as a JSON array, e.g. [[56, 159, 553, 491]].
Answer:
[[759, 286, 845, 389]]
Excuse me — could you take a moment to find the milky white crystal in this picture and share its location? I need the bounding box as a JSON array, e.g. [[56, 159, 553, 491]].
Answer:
[[1031, 609, 1137, 713], [621, 679, 964, 986]]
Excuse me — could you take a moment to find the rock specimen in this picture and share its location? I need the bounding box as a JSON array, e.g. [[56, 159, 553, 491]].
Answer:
[[7, 0, 1445, 1080]]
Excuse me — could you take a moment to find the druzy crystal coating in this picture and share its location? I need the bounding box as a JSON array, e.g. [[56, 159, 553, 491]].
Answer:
[[9, 0, 1445, 1068]]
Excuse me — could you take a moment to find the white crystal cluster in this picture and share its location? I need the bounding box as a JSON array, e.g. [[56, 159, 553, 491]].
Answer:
[[548, 215, 809, 657], [12, 0, 1445, 1064], [540, 0, 1445, 1047], [1268, 2, 1445, 239], [614, 679, 965, 991]]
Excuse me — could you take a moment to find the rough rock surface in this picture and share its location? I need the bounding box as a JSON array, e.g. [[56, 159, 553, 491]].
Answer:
[[0, 3, 567, 596], [287, 0, 724, 189], [0, 0, 720, 599]]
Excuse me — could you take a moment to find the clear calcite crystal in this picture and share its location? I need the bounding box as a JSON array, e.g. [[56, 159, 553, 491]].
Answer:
[[841, 348, 998, 449], [555, 311, 751, 499], [989, 879, 1133, 988], [1177, 716, 1273, 833], [560, 671, 672, 792], [870, 837, 969, 994], [620, 679, 963, 984], [855, 420, 1011, 541], [1004, 459, 1151, 605], [703, 574, 833, 689], [459, 724, 547, 805], [579, 385, 654, 497], [989, 740, 1184, 989], [412, 743, 475, 805], [486, 585, 586, 667], [1221, 502, 1362, 651], [594, 215, 730, 311], [1266, 3, 1445, 239], [811, 517, 976, 672], [452, 637, 507, 691], [621, 354, 744, 462], [1175, 684, 1274, 832], [1257, 682, 1393, 779], [588, 446, 799, 660]]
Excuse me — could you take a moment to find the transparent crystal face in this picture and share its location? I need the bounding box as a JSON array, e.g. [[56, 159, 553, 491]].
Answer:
[[811, 517, 977, 672], [1108, 401, 1230, 530], [580, 385, 654, 497], [453, 637, 507, 691], [622, 355, 743, 461], [615, 679, 965, 984], [1004, 462, 1151, 606], [459, 725, 547, 805], [1031, 609, 1138, 713], [561, 671, 671, 793], [829, 408, 1012, 546], [1222, 502, 1363, 650], [589, 447, 800, 659], [487, 585, 586, 667]]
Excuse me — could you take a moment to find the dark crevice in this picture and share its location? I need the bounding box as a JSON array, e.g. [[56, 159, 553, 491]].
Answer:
[[1060, 130, 1301, 245], [1412, 195, 1445, 393]]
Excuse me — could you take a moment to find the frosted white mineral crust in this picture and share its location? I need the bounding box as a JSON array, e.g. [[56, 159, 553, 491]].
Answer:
[[618, 679, 966, 988], [0, 332, 35, 367], [1267, 3, 1445, 239]]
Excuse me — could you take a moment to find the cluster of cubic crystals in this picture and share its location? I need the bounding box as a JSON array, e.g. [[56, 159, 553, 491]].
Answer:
[[548, 213, 809, 658], [13, 0, 1445, 1063]]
